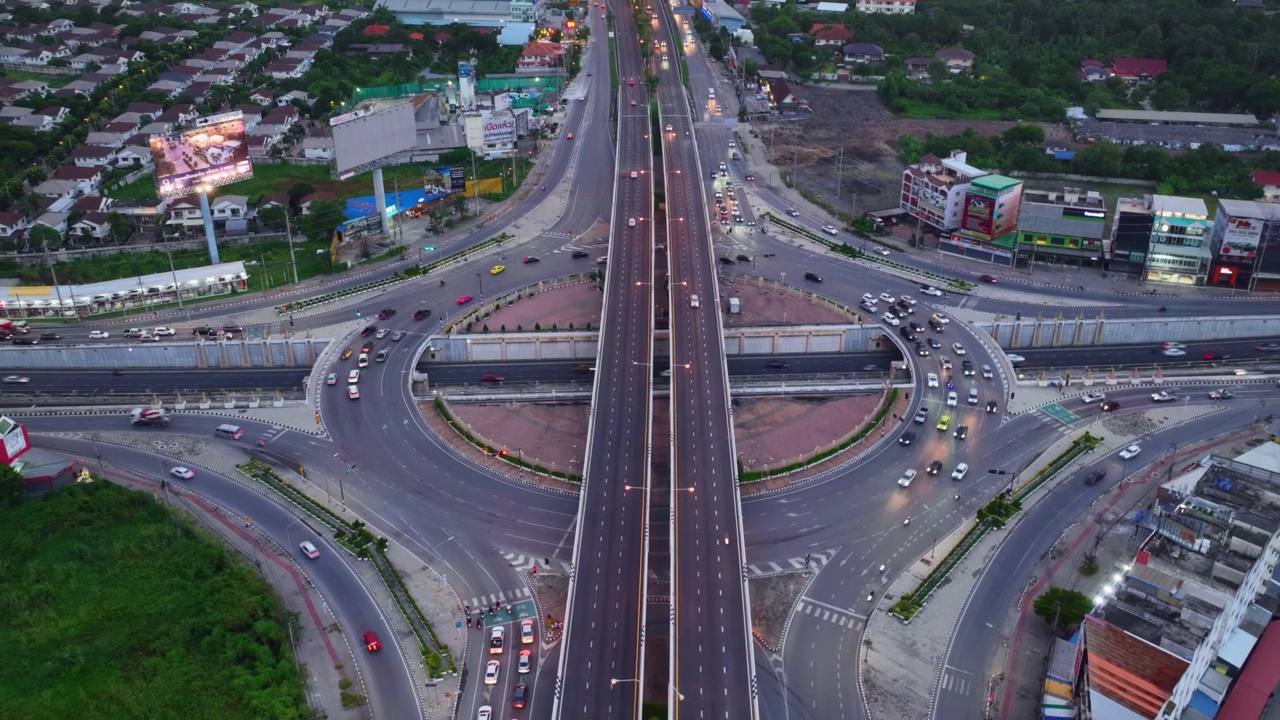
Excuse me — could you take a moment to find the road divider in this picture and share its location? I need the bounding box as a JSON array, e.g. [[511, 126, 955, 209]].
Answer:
[[274, 233, 516, 316], [888, 431, 1102, 622], [761, 213, 975, 292], [237, 458, 457, 676]]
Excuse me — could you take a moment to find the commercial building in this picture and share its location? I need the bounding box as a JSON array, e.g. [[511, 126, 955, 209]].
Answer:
[[940, 174, 1023, 266], [697, 0, 746, 32], [1108, 195, 1212, 285], [376, 0, 526, 29], [1208, 199, 1280, 291], [899, 150, 988, 235], [1013, 188, 1107, 268], [1109, 196, 1155, 276], [1074, 444, 1280, 720]]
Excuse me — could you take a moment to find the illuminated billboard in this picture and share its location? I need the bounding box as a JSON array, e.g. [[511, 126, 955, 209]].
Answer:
[[961, 193, 995, 240], [149, 111, 253, 198], [1220, 216, 1263, 258]]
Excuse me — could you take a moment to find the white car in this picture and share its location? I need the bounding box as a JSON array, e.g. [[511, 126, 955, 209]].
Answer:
[[927, 373, 939, 388], [941, 357, 953, 370], [630, 170, 638, 179], [879, 292, 895, 303], [1118, 444, 1142, 460], [169, 466, 195, 480], [299, 541, 320, 559], [521, 618, 535, 644], [152, 326, 176, 336], [1151, 390, 1177, 403], [348, 370, 360, 384], [981, 364, 994, 379], [946, 391, 958, 407], [899, 296, 917, 306], [920, 286, 944, 297], [375, 328, 389, 339], [952, 342, 966, 355], [490, 626, 505, 654], [348, 385, 360, 400], [1080, 392, 1106, 404], [518, 649, 532, 673], [931, 313, 951, 325], [138, 334, 161, 343], [628, 218, 637, 227], [484, 660, 500, 685], [88, 330, 110, 339], [326, 373, 337, 385], [968, 388, 978, 405], [478, 706, 493, 720], [897, 468, 918, 487], [861, 293, 876, 303], [2, 375, 29, 383], [951, 463, 969, 481], [1006, 354, 1025, 365], [1162, 348, 1186, 357], [357, 353, 369, 368], [881, 312, 900, 327], [821, 225, 838, 236]]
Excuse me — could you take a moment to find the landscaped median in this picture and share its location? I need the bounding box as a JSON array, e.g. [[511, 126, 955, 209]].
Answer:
[[237, 458, 456, 677], [888, 431, 1103, 622], [274, 233, 515, 316], [762, 213, 975, 292], [738, 388, 899, 483]]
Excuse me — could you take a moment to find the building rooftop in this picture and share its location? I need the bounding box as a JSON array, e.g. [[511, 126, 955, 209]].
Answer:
[[1095, 108, 1259, 126], [1023, 188, 1105, 210], [937, 150, 986, 182], [1217, 199, 1280, 222], [970, 174, 1021, 192], [1152, 194, 1208, 219]]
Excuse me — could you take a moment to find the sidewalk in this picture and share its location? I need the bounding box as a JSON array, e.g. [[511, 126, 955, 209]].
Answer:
[[859, 403, 1225, 720]]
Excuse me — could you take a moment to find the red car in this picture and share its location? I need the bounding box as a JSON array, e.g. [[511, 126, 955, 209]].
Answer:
[[977, 274, 998, 283], [456, 294, 474, 305], [361, 342, 374, 353], [363, 630, 381, 652], [628, 79, 635, 86], [481, 374, 505, 383], [566, 133, 573, 140]]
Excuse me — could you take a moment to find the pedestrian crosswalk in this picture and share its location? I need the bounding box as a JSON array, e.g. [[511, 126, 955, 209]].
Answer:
[[745, 547, 838, 577], [465, 586, 532, 611], [938, 665, 977, 696], [793, 598, 866, 630]]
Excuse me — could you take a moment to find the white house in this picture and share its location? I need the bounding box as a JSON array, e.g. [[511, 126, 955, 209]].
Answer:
[[0, 211, 31, 238]]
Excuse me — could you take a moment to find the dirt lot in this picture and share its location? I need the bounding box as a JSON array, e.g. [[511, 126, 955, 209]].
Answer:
[[750, 86, 1074, 216]]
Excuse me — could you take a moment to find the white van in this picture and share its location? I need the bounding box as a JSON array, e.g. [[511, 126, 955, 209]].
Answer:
[[214, 424, 243, 440]]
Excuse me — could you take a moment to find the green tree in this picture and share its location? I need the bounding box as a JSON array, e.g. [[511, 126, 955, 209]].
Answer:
[[0, 463, 23, 506], [287, 182, 316, 213], [1001, 124, 1045, 146], [29, 224, 62, 249], [257, 204, 286, 231], [298, 199, 344, 243], [1032, 587, 1093, 636]]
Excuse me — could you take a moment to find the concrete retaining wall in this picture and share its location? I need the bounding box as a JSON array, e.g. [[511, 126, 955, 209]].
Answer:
[[422, 324, 887, 362], [0, 338, 329, 370], [977, 315, 1280, 349]]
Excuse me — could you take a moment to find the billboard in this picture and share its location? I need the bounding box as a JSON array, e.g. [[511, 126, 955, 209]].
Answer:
[[483, 112, 518, 146], [1221, 216, 1263, 258], [338, 213, 383, 244], [961, 193, 995, 240], [423, 166, 452, 196], [149, 111, 252, 198], [331, 101, 417, 177]]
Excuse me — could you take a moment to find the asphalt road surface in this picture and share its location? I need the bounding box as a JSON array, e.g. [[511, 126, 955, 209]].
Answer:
[[552, 2, 654, 717], [659, 2, 758, 716], [0, 368, 308, 394]]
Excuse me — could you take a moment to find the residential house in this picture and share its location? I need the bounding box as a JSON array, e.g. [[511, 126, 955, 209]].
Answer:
[[33, 211, 70, 240], [257, 193, 289, 213], [183, 81, 214, 104], [229, 2, 259, 17], [516, 41, 564, 71], [9, 114, 55, 132], [842, 43, 884, 65], [298, 136, 333, 160], [0, 106, 32, 120], [810, 23, 852, 48], [33, 178, 82, 199], [249, 87, 275, 105], [1108, 58, 1168, 85], [53, 165, 104, 194], [0, 79, 26, 103], [156, 104, 198, 126], [115, 137, 153, 168], [1079, 59, 1108, 83], [166, 194, 248, 229], [69, 195, 112, 213], [126, 102, 163, 119], [69, 211, 111, 241], [935, 47, 975, 73], [276, 89, 311, 106], [70, 144, 117, 168], [235, 104, 265, 130], [12, 78, 48, 95], [266, 58, 309, 79], [763, 78, 807, 111], [84, 128, 130, 147], [855, 0, 916, 12], [110, 198, 169, 231], [264, 105, 299, 128], [0, 211, 31, 238], [1254, 171, 1280, 203], [299, 191, 335, 215]]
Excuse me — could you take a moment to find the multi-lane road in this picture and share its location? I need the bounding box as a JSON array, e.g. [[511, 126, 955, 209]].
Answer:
[[553, 1, 654, 717]]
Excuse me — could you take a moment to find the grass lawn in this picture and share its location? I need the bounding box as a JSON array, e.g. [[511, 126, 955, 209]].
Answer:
[[107, 154, 537, 205], [1, 69, 75, 89], [0, 482, 308, 720]]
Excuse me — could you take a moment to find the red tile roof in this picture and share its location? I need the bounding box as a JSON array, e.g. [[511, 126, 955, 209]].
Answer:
[[813, 26, 852, 42], [362, 24, 390, 36], [409, 32, 424, 40], [1218, 621, 1280, 720], [1110, 58, 1167, 79]]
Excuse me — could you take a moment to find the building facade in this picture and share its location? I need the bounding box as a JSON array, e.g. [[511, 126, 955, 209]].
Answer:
[[1109, 196, 1155, 275], [1146, 195, 1211, 286], [1014, 188, 1107, 268], [509, 0, 545, 23], [941, 174, 1023, 266], [898, 150, 988, 234], [1209, 199, 1280, 292]]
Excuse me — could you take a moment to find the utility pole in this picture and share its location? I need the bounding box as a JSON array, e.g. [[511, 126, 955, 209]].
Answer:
[[834, 146, 844, 218], [283, 210, 298, 284], [470, 151, 481, 216]]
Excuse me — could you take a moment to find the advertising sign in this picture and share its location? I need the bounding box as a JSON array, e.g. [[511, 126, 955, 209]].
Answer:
[[149, 111, 252, 198], [961, 193, 995, 240], [1221, 216, 1263, 258], [494, 92, 512, 113], [339, 213, 383, 243], [0, 415, 30, 464], [423, 166, 457, 196], [483, 112, 518, 146], [451, 166, 467, 193]]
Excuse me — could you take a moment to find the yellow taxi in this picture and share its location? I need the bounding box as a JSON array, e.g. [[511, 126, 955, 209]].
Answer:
[[490, 265, 505, 275]]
